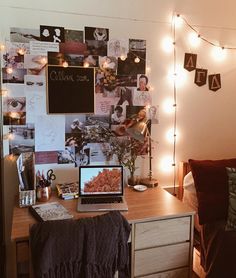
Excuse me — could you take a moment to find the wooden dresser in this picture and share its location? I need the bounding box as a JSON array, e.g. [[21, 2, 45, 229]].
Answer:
[[11, 186, 195, 278]]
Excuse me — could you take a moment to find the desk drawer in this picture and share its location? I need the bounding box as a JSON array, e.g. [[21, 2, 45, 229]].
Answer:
[[134, 242, 190, 277], [137, 267, 189, 278], [134, 217, 190, 250]]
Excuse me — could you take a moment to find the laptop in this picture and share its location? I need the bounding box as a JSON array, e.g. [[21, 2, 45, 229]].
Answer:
[[77, 165, 128, 212]]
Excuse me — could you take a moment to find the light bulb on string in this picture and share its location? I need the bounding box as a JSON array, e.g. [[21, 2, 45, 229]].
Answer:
[[163, 98, 175, 114], [160, 155, 174, 173], [120, 55, 127, 61], [0, 43, 5, 51], [212, 46, 226, 61], [167, 64, 187, 87], [17, 48, 26, 55], [173, 14, 183, 28], [83, 61, 89, 68], [188, 32, 201, 48], [62, 61, 69, 68], [165, 127, 179, 143], [6, 67, 13, 74], [134, 56, 140, 63], [162, 37, 175, 53]]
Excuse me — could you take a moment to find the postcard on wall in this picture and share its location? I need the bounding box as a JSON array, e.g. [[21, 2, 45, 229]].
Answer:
[[84, 26, 109, 41], [147, 105, 159, 124], [24, 54, 47, 70], [9, 124, 35, 155], [10, 27, 40, 43], [2, 96, 26, 113], [2, 68, 27, 84], [108, 38, 128, 58], [35, 151, 58, 164], [40, 25, 65, 43], [133, 90, 152, 106], [35, 115, 65, 152], [65, 29, 83, 42], [30, 41, 59, 55]]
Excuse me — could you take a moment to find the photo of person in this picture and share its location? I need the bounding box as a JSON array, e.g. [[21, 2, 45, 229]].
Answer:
[[148, 105, 159, 124], [111, 105, 126, 125], [137, 74, 149, 91], [99, 56, 117, 71], [116, 87, 133, 106]]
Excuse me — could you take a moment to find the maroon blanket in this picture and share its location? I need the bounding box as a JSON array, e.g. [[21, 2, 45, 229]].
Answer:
[[200, 220, 236, 278]]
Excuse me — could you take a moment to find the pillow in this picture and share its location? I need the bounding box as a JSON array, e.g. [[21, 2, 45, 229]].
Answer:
[[225, 167, 236, 231], [189, 158, 236, 224], [183, 171, 196, 193]]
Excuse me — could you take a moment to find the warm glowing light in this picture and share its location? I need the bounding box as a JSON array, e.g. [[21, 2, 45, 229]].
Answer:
[[134, 57, 140, 63], [212, 46, 226, 61], [1, 89, 7, 96], [83, 61, 89, 68], [8, 133, 14, 140], [167, 64, 187, 87], [165, 128, 179, 143], [0, 44, 5, 51], [160, 155, 174, 173], [6, 67, 13, 74], [10, 112, 19, 118], [146, 66, 151, 73], [62, 61, 69, 68], [120, 55, 127, 61], [163, 98, 175, 114], [17, 48, 26, 55], [103, 61, 108, 68], [188, 32, 201, 47], [149, 85, 154, 91], [162, 37, 174, 53], [173, 14, 183, 28], [40, 57, 47, 64]]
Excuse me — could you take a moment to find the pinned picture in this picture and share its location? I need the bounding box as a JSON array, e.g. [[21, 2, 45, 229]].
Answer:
[[85, 40, 107, 56], [147, 105, 159, 124], [99, 56, 117, 71], [59, 29, 86, 54], [137, 74, 149, 91], [40, 25, 65, 43], [108, 39, 128, 58], [133, 90, 152, 106], [85, 26, 109, 41], [2, 68, 27, 83], [3, 97, 26, 113], [10, 27, 40, 43]]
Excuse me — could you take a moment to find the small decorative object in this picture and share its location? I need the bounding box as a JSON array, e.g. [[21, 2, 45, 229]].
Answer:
[[36, 169, 56, 201], [194, 68, 208, 86], [184, 53, 197, 71], [208, 73, 221, 92], [133, 184, 147, 192]]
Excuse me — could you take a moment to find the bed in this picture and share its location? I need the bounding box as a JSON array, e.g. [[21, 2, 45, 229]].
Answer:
[[178, 160, 236, 278]]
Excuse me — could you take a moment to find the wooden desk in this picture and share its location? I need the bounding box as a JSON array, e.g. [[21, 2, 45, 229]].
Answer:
[[11, 186, 195, 278]]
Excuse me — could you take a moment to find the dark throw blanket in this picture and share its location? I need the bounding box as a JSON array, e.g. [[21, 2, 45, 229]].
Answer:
[[201, 220, 236, 278], [30, 211, 131, 278]]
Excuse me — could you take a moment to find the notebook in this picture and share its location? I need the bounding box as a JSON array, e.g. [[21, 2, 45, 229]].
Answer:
[[77, 165, 128, 212]]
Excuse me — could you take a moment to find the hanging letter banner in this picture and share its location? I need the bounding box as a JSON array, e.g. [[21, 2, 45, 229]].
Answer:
[[194, 68, 208, 86], [184, 53, 197, 72], [208, 74, 221, 92]]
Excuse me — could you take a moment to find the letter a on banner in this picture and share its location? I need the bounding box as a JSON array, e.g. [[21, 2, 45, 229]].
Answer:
[[184, 53, 197, 72], [194, 68, 208, 86], [208, 74, 221, 91]]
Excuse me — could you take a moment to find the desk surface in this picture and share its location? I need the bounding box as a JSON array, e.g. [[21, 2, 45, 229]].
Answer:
[[11, 186, 195, 241]]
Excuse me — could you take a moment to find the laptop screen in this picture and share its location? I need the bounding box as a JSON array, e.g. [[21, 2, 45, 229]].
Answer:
[[79, 165, 123, 197]]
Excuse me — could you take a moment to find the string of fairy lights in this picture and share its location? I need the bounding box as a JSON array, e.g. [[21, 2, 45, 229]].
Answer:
[[0, 13, 235, 183]]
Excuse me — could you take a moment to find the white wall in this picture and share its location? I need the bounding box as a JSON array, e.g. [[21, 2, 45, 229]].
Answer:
[[1, 1, 236, 276]]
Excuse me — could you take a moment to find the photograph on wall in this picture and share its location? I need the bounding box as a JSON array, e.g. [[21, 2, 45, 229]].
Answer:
[[40, 25, 65, 43], [108, 38, 128, 58], [3, 96, 26, 113], [137, 74, 149, 91], [3, 112, 26, 125], [57, 146, 76, 164], [2, 68, 27, 83], [10, 27, 40, 43], [99, 56, 117, 71], [117, 51, 145, 75], [65, 29, 83, 43], [2, 42, 30, 68], [85, 40, 107, 56], [147, 105, 159, 124], [85, 27, 109, 41], [129, 39, 146, 52], [110, 105, 126, 125], [116, 75, 137, 87], [9, 124, 35, 155], [133, 89, 152, 106], [116, 86, 134, 106], [35, 151, 58, 164], [3, 83, 25, 97], [48, 52, 84, 66], [83, 55, 99, 67], [86, 143, 115, 164], [23, 54, 47, 71]]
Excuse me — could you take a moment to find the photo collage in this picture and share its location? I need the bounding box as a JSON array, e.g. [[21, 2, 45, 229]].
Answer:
[[1, 24, 159, 167]]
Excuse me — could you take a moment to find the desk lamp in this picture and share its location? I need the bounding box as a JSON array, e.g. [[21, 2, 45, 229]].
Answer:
[[126, 113, 158, 187]]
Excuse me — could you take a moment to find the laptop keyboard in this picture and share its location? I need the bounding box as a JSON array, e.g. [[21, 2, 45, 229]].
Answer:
[[81, 197, 123, 204]]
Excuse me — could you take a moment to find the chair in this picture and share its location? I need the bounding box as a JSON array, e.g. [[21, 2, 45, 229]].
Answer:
[[29, 211, 130, 278]]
